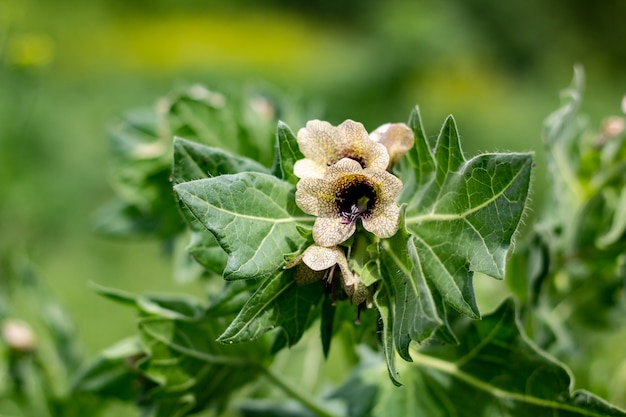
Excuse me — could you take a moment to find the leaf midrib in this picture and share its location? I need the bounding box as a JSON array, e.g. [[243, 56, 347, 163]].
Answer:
[[177, 187, 314, 224], [405, 155, 528, 225], [412, 352, 609, 416], [219, 278, 296, 342]]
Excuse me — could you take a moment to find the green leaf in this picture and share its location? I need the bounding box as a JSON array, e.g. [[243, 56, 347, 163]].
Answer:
[[334, 299, 626, 417], [596, 187, 626, 248], [108, 107, 160, 160], [373, 283, 403, 386], [71, 338, 144, 401], [378, 216, 442, 361], [217, 270, 324, 347], [320, 294, 336, 358], [174, 173, 313, 280], [172, 136, 269, 185], [183, 229, 228, 275], [398, 106, 436, 200], [93, 284, 203, 320], [92, 199, 164, 238], [138, 312, 269, 416], [206, 279, 260, 317], [172, 137, 272, 276], [271, 121, 303, 185], [402, 112, 532, 317]]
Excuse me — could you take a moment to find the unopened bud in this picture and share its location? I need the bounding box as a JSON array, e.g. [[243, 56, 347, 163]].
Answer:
[[2, 319, 36, 353], [602, 117, 626, 139]]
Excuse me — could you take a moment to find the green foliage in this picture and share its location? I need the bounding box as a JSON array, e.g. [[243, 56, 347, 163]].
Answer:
[[93, 84, 308, 240], [374, 109, 532, 381], [509, 66, 626, 398], [334, 300, 626, 417], [175, 173, 312, 280], [87, 285, 273, 416], [5, 74, 625, 417]]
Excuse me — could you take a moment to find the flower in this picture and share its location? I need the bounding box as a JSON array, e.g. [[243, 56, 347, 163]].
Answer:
[[295, 158, 402, 247], [369, 123, 415, 169], [293, 119, 390, 179], [285, 244, 369, 305]]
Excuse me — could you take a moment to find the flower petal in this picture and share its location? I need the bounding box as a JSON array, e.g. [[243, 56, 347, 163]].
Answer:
[[337, 120, 390, 171], [297, 120, 344, 167], [326, 157, 364, 176], [293, 158, 326, 179], [300, 244, 355, 286], [301, 245, 344, 271], [295, 119, 391, 179], [362, 201, 400, 238], [313, 216, 357, 247], [295, 178, 336, 216], [364, 168, 404, 201]]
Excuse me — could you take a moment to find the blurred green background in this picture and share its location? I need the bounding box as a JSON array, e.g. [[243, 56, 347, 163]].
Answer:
[[1, 0, 625, 409]]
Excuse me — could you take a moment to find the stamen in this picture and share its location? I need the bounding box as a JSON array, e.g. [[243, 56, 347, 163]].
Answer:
[[336, 177, 377, 220]]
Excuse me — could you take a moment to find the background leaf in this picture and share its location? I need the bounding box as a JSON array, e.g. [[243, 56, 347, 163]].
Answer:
[[333, 299, 626, 417], [510, 67, 626, 401], [71, 338, 146, 402], [95, 84, 308, 240], [172, 137, 269, 185], [175, 173, 313, 280], [138, 312, 270, 416], [91, 285, 272, 416]]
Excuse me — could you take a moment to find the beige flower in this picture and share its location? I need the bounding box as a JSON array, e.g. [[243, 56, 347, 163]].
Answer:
[[285, 244, 368, 305], [293, 119, 390, 179], [295, 158, 402, 247], [369, 123, 415, 169]]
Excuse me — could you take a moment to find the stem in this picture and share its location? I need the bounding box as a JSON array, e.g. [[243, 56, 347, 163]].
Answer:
[[260, 365, 339, 417]]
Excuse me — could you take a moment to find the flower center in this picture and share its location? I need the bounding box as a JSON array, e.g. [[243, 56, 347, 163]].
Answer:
[[336, 176, 377, 223]]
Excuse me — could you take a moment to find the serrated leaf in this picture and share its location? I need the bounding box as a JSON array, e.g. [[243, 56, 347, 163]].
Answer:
[[217, 270, 324, 347], [334, 299, 626, 417], [398, 106, 436, 203], [271, 121, 303, 185], [379, 217, 442, 361], [183, 230, 228, 276], [166, 89, 236, 150], [174, 173, 313, 280], [206, 279, 260, 317], [138, 312, 269, 416], [92, 199, 164, 238], [402, 113, 532, 317], [172, 137, 269, 185], [93, 284, 203, 320], [71, 337, 144, 401], [373, 284, 403, 386], [172, 138, 272, 275]]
